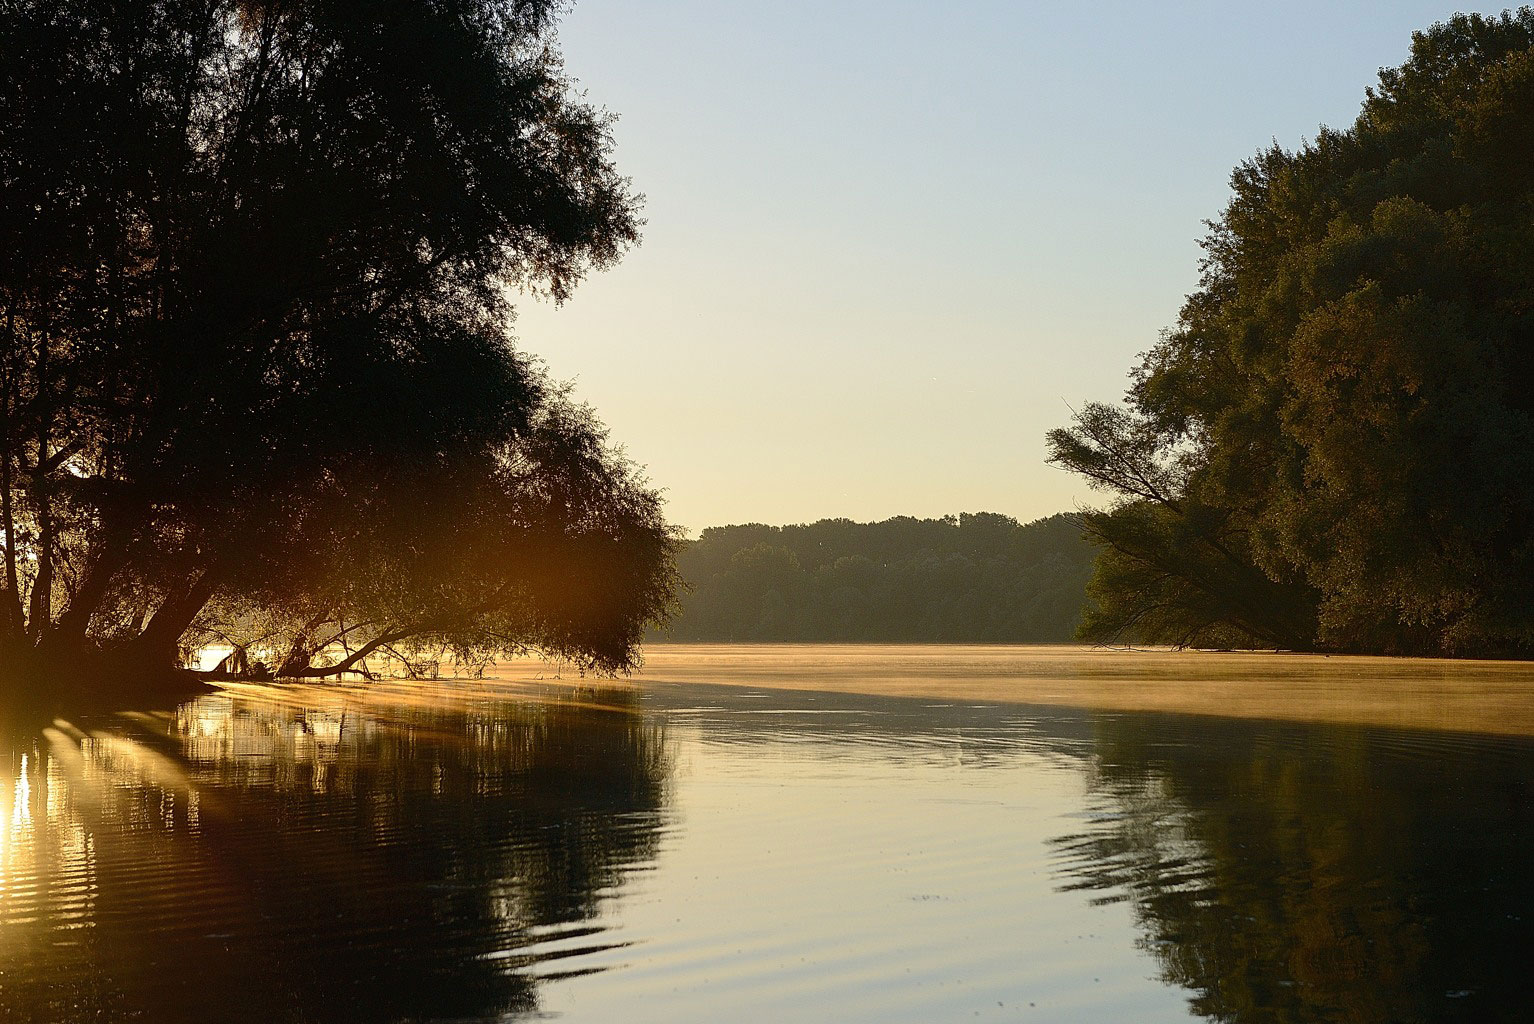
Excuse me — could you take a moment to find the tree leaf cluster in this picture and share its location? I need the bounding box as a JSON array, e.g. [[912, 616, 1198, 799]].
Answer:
[[1049, 11, 1534, 655], [0, 0, 675, 682]]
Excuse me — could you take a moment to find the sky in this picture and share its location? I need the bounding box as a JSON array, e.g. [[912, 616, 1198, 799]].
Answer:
[[514, 1, 1502, 535]]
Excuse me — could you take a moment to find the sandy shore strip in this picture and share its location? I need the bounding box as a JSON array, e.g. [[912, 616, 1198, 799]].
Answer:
[[596, 643, 1534, 738]]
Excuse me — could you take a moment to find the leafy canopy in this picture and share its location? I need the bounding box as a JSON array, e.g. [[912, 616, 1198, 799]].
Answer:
[[0, 0, 676, 679], [1049, 10, 1534, 655]]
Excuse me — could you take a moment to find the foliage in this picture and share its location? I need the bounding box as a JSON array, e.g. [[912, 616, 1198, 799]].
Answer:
[[1049, 11, 1534, 655], [0, 0, 675, 681], [658, 513, 1095, 643]]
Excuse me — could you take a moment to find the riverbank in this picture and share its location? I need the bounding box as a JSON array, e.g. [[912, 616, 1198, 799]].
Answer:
[[601, 643, 1534, 738]]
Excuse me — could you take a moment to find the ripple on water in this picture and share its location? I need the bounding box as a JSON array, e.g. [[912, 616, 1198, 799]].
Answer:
[[0, 665, 1528, 1023]]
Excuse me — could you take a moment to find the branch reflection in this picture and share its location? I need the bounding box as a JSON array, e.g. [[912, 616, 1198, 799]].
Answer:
[[1052, 714, 1534, 1023], [0, 683, 672, 1022]]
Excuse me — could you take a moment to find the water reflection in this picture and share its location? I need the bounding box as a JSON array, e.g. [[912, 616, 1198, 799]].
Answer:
[[1051, 714, 1534, 1024], [0, 669, 1530, 1023], [0, 683, 671, 1023]]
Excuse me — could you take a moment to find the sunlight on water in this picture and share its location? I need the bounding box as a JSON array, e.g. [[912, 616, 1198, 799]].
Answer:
[[0, 646, 1527, 1022], [629, 644, 1534, 737]]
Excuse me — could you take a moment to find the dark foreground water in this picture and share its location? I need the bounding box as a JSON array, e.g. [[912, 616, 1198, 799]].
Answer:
[[0, 667, 1530, 1022]]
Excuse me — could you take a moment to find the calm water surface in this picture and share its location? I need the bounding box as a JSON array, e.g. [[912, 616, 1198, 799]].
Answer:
[[0, 650, 1530, 1022]]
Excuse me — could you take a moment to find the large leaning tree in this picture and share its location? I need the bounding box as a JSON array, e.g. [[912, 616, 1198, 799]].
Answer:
[[0, 0, 678, 685], [1049, 11, 1534, 657]]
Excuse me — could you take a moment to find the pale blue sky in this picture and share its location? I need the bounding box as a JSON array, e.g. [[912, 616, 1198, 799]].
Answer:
[[515, 1, 1499, 534]]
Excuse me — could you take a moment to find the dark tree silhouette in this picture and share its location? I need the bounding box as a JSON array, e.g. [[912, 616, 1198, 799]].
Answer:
[[1050, 11, 1534, 656], [0, 1, 678, 685], [659, 513, 1095, 642]]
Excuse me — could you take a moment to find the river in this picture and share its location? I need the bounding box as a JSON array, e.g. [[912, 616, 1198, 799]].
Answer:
[[0, 645, 1529, 1022]]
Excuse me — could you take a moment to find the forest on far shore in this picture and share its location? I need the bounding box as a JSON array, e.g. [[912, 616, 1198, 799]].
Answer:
[[654, 513, 1095, 643]]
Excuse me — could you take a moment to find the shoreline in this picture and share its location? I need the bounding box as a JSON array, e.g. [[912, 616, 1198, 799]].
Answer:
[[605, 643, 1534, 739]]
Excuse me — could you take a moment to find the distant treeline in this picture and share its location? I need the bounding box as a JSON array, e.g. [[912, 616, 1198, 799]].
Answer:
[[655, 513, 1094, 643]]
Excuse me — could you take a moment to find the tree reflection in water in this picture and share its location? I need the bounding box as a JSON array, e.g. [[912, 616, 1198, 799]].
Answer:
[[0, 683, 671, 1023], [1050, 713, 1534, 1024]]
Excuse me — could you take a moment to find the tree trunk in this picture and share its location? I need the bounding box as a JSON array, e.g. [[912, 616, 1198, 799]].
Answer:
[[128, 568, 223, 670], [51, 538, 132, 641], [292, 627, 412, 677]]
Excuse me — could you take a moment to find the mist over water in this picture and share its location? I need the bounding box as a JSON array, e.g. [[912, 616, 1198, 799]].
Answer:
[[0, 650, 1529, 1022]]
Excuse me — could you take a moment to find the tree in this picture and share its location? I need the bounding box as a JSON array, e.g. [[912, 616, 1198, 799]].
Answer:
[[658, 513, 1096, 642], [0, 0, 677, 685], [1050, 11, 1534, 656]]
